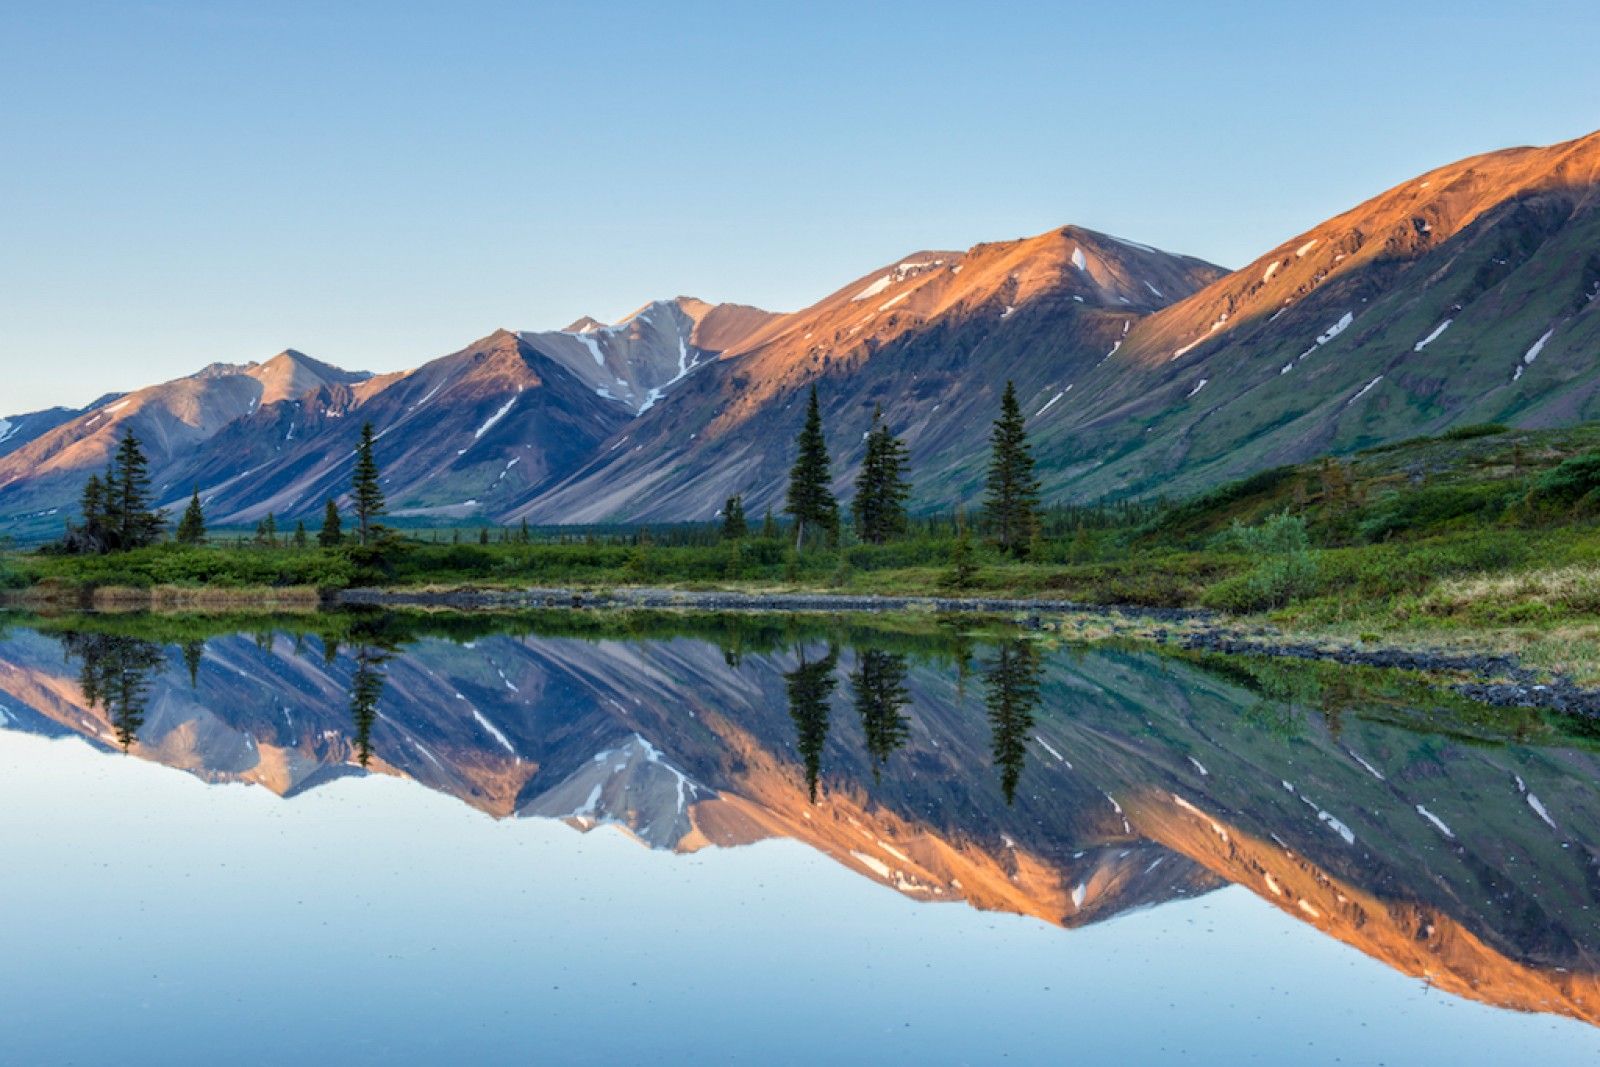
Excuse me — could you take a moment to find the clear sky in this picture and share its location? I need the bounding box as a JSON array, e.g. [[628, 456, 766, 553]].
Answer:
[[3, 0, 1598, 413]]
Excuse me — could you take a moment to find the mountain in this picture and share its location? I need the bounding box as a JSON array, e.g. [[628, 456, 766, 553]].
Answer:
[[512, 225, 1224, 522], [3, 129, 1600, 535], [0, 351, 374, 535], [1007, 128, 1600, 501], [160, 331, 632, 525], [520, 297, 781, 415]]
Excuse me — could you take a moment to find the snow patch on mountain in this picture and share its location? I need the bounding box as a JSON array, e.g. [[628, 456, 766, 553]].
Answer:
[[1298, 311, 1355, 361], [474, 389, 522, 440], [1414, 320, 1452, 351], [1347, 376, 1383, 405], [852, 275, 893, 302], [1524, 327, 1555, 365]]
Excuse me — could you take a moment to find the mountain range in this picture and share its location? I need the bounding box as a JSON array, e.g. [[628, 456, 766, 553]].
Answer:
[[3, 129, 1599, 538]]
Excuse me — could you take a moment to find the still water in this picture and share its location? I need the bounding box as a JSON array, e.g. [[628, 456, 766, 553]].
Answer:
[[1, 611, 1597, 1065]]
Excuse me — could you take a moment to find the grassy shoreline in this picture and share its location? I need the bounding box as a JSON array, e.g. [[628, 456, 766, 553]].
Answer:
[[5, 421, 1599, 679]]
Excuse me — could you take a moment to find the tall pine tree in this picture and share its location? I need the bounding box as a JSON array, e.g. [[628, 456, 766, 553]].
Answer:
[[852, 405, 911, 544], [785, 385, 838, 550], [983, 381, 1041, 559], [175, 490, 206, 545], [110, 429, 162, 550], [351, 422, 386, 546]]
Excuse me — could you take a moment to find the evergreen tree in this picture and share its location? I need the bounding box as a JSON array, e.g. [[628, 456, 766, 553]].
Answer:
[[479, 527, 490, 545], [946, 517, 978, 589], [722, 494, 748, 540], [761, 507, 779, 540], [351, 421, 386, 546], [983, 381, 1041, 559], [71, 473, 110, 553], [293, 521, 308, 549], [784, 643, 839, 802], [984, 639, 1042, 804], [110, 429, 163, 549], [318, 499, 343, 547], [852, 405, 911, 544], [519, 518, 531, 544], [850, 649, 910, 782], [261, 512, 278, 547], [785, 385, 839, 549], [175, 490, 206, 545]]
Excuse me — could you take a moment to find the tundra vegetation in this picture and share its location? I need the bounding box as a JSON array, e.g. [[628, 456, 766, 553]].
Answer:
[[7, 414, 1600, 679]]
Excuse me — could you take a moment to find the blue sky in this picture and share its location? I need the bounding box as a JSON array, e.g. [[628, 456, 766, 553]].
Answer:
[[3, 0, 1598, 411]]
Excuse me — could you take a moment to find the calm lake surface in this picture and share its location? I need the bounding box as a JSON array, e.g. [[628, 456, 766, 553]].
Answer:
[[2, 611, 1598, 1065]]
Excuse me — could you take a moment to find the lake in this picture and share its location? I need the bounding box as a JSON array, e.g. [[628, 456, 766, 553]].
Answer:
[[1, 610, 1597, 1065]]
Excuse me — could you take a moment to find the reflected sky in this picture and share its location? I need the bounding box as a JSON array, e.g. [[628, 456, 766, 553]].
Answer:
[[2, 613, 1599, 1064]]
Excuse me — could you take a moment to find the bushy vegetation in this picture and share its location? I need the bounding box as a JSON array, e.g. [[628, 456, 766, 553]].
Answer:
[[6, 421, 1600, 644]]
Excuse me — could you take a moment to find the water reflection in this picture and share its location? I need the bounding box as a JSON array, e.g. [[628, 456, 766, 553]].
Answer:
[[2, 609, 1599, 1028]]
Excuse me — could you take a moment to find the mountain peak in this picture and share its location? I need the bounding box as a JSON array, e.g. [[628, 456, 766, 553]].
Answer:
[[246, 349, 367, 405]]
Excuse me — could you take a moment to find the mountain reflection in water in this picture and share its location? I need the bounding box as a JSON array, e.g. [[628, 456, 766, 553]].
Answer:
[[2, 610, 1598, 1028]]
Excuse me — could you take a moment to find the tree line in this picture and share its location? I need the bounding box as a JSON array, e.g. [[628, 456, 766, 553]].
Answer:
[[720, 379, 1042, 559], [58, 382, 1041, 563], [58, 422, 389, 555]]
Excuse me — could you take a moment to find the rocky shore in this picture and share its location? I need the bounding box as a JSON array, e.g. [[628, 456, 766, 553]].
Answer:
[[336, 585, 1600, 716]]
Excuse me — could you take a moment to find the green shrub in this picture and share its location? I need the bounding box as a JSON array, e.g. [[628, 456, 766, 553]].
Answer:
[[1202, 514, 1319, 612]]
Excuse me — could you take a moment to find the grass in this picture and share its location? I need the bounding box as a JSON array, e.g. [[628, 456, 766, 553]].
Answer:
[[6, 421, 1600, 677]]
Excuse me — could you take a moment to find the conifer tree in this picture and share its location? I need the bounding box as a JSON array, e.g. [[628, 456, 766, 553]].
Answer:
[[722, 494, 747, 540], [785, 385, 838, 550], [175, 490, 206, 545], [318, 499, 343, 547], [293, 521, 308, 549], [519, 518, 531, 544], [351, 421, 386, 546], [946, 516, 978, 589], [75, 473, 109, 552], [761, 507, 779, 540], [110, 429, 162, 549], [983, 382, 1041, 559], [261, 512, 278, 547], [852, 405, 911, 544]]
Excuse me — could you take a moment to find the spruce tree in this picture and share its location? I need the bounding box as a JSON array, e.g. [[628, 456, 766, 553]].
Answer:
[[852, 405, 911, 544], [175, 490, 206, 545], [293, 521, 308, 549], [946, 518, 978, 589], [110, 429, 162, 549], [318, 499, 343, 547], [262, 512, 278, 547], [983, 381, 1041, 559], [761, 507, 779, 540], [785, 385, 838, 550], [76, 473, 109, 552], [722, 494, 747, 540], [351, 421, 386, 546]]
